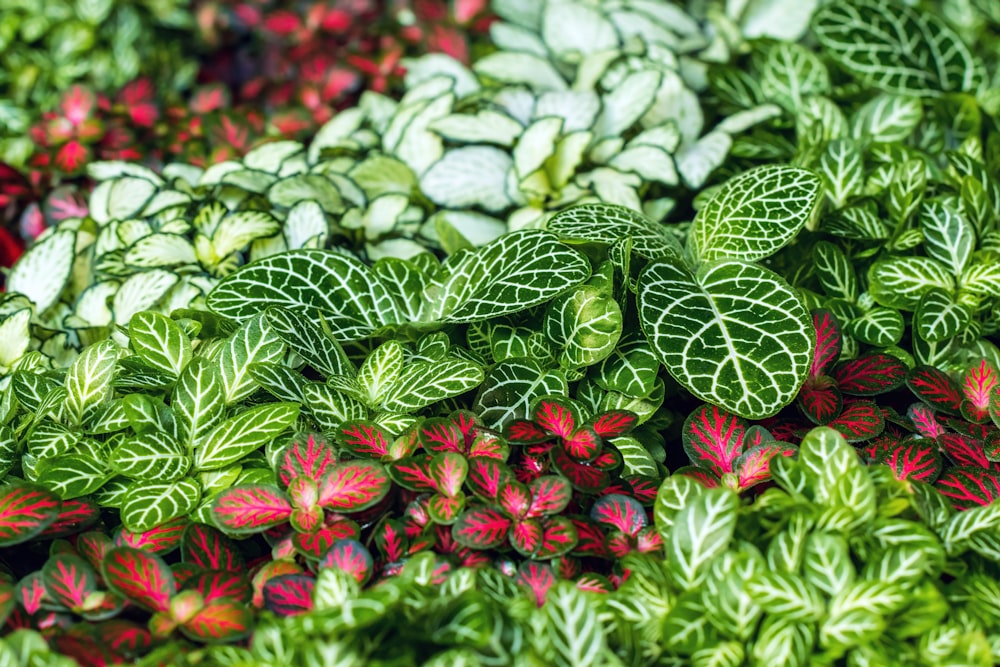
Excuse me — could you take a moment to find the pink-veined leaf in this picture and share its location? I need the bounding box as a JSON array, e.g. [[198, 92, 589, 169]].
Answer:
[[75, 531, 114, 578], [498, 481, 532, 518], [466, 458, 513, 501], [938, 433, 992, 469], [212, 485, 293, 534], [590, 494, 647, 535], [336, 421, 392, 460], [877, 439, 942, 483], [811, 309, 842, 378], [42, 554, 98, 612], [945, 418, 997, 441], [452, 410, 481, 443], [733, 443, 797, 491], [527, 476, 573, 517], [452, 507, 512, 549], [908, 403, 947, 439], [279, 434, 336, 485], [173, 562, 202, 588], [534, 517, 578, 559], [102, 547, 174, 613], [182, 598, 253, 643], [262, 574, 314, 617], [291, 521, 361, 560], [429, 452, 469, 497], [38, 497, 100, 538], [181, 523, 244, 572], [576, 573, 613, 594], [318, 538, 373, 585], [532, 397, 580, 439], [673, 466, 722, 488], [682, 404, 748, 476], [550, 447, 609, 493], [0, 577, 14, 627], [624, 476, 660, 505], [797, 376, 842, 425], [607, 532, 633, 558], [15, 572, 48, 614], [588, 410, 638, 439], [516, 561, 555, 606], [504, 419, 550, 444], [827, 400, 885, 442], [373, 518, 410, 562], [907, 365, 962, 414], [562, 427, 602, 461], [428, 492, 466, 525], [418, 418, 464, 454], [50, 634, 113, 666], [510, 518, 543, 555], [469, 433, 509, 460], [317, 461, 391, 511], [831, 353, 907, 395], [185, 570, 252, 604], [250, 560, 304, 608], [93, 619, 152, 657], [935, 467, 1000, 509], [115, 517, 187, 554], [636, 528, 663, 553], [987, 431, 1000, 463], [743, 425, 773, 448], [960, 360, 999, 423], [0, 482, 61, 546]]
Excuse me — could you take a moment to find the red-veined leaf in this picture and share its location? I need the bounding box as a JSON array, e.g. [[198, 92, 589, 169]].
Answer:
[[607, 532, 633, 558], [103, 547, 174, 613], [181, 524, 244, 572], [827, 400, 885, 442], [908, 403, 947, 439], [469, 433, 509, 460], [15, 572, 49, 614], [810, 310, 843, 378], [532, 397, 580, 439], [291, 522, 361, 560], [960, 359, 999, 423], [262, 574, 315, 616], [673, 466, 721, 488], [509, 518, 542, 555], [636, 528, 663, 553], [624, 476, 660, 505], [428, 492, 466, 524], [42, 554, 98, 612], [498, 481, 532, 518], [318, 538, 373, 585], [504, 419, 550, 444], [938, 433, 992, 469], [832, 353, 907, 395], [935, 467, 1000, 509], [588, 410, 638, 439], [39, 497, 100, 538], [534, 517, 578, 559], [590, 494, 647, 535], [876, 440, 942, 483], [576, 573, 613, 594], [212, 485, 293, 534], [115, 517, 187, 554], [0, 482, 61, 546], [987, 431, 1000, 463], [373, 518, 410, 562], [185, 570, 252, 604], [173, 562, 202, 588], [550, 447, 609, 492], [466, 458, 513, 501], [562, 427, 602, 461], [279, 434, 336, 485], [527, 476, 573, 517], [907, 365, 962, 414], [452, 410, 481, 443], [452, 507, 511, 549], [429, 452, 469, 497], [0, 577, 13, 627], [76, 532, 114, 576], [945, 418, 997, 441], [797, 376, 842, 425], [182, 598, 253, 643], [418, 418, 463, 454], [50, 634, 113, 666], [93, 619, 152, 657], [743, 425, 773, 448], [733, 443, 797, 491], [682, 404, 748, 476], [317, 461, 391, 511], [516, 561, 555, 606], [514, 452, 550, 485], [336, 421, 392, 459], [250, 560, 305, 608]]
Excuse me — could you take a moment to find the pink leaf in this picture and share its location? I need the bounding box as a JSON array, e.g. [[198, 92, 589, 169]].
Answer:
[[515, 562, 555, 606], [317, 462, 391, 511], [590, 494, 646, 535], [827, 401, 885, 442], [811, 310, 843, 378], [532, 398, 579, 439], [452, 508, 512, 549], [682, 404, 748, 476], [212, 485, 293, 534], [527, 476, 573, 517], [102, 547, 174, 613], [318, 539, 373, 585], [336, 421, 392, 460], [907, 366, 962, 414], [279, 434, 336, 485]]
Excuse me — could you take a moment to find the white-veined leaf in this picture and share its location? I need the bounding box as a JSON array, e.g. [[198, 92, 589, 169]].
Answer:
[[758, 42, 830, 111], [173, 357, 225, 447], [666, 487, 739, 590], [868, 257, 954, 310], [120, 479, 202, 532], [35, 455, 111, 500], [264, 307, 353, 378], [544, 582, 605, 667], [218, 313, 285, 404], [543, 286, 622, 368], [914, 288, 970, 343], [212, 211, 282, 260], [0, 309, 31, 369], [429, 110, 524, 146], [851, 94, 923, 142], [812, 241, 857, 300], [357, 341, 404, 405], [382, 358, 485, 412], [473, 358, 567, 429], [818, 139, 864, 209], [112, 270, 180, 326], [920, 201, 974, 276], [123, 233, 198, 268], [7, 230, 76, 313], [594, 70, 662, 139], [420, 146, 514, 212], [540, 2, 617, 60], [473, 52, 567, 92], [747, 571, 824, 622], [109, 432, 190, 483], [64, 340, 118, 425], [193, 402, 299, 471], [128, 311, 191, 377]]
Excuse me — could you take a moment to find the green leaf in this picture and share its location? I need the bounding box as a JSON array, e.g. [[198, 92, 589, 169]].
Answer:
[[35, 455, 110, 500], [128, 311, 192, 377], [751, 617, 814, 667], [548, 204, 683, 261], [173, 357, 225, 447], [264, 307, 353, 378], [689, 166, 821, 264], [666, 487, 739, 590], [543, 286, 622, 368], [813, 241, 857, 300], [959, 262, 1000, 297], [913, 288, 970, 343], [64, 340, 119, 426], [851, 94, 923, 143], [381, 359, 485, 412], [544, 582, 606, 667], [356, 341, 404, 406], [473, 359, 567, 429], [109, 432, 191, 483], [594, 336, 660, 398], [7, 230, 76, 313], [655, 475, 707, 538], [193, 403, 299, 472], [847, 307, 904, 347], [818, 139, 864, 208], [120, 479, 202, 532], [122, 394, 175, 436], [218, 313, 285, 404], [801, 532, 855, 597], [748, 571, 825, 622], [812, 0, 981, 96], [920, 201, 974, 276], [248, 362, 308, 403], [304, 383, 367, 431], [638, 258, 813, 419], [758, 42, 831, 111], [868, 257, 954, 310]]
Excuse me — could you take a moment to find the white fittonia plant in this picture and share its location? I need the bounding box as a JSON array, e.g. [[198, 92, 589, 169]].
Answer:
[[549, 165, 822, 419]]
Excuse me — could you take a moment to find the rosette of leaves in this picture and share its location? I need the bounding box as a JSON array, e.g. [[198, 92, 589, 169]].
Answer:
[[548, 165, 822, 419]]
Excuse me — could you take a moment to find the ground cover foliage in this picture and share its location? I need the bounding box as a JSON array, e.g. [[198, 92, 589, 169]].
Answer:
[[1, 0, 1000, 664]]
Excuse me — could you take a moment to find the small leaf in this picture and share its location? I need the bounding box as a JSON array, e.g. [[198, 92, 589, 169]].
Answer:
[[590, 494, 647, 535], [262, 574, 315, 617], [193, 402, 299, 471], [128, 312, 192, 377], [0, 482, 61, 546], [212, 485, 293, 535], [181, 523, 244, 572], [831, 353, 907, 396], [682, 405, 748, 477], [42, 554, 98, 612], [827, 401, 885, 442], [453, 508, 512, 549], [103, 547, 174, 613], [183, 598, 253, 643], [120, 480, 202, 533], [317, 462, 392, 511], [907, 366, 963, 414], [319, 539, 374, 585]]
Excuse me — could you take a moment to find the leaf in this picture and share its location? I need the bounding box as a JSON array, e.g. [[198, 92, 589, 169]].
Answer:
[[7, 230, 76, 313], [812, 0, 981, 95], [115, 518, 187, 555], [381, 358, 485, 412], [638, 257, 813, 419], [920, 201, 974, 276], [35, 455, 111, 500], [41, 554, 98, 612], [813, 242, 857, 300], [318, 539, 374, 586], [262, 574, 315, 617], [120, 480, 202, 533], [960, 359, 999, 423], [317, 462, 391, 511], [173, 357, 225, 447], [212, 485, 293, 535], [748, 571, 824, 622], [733, 443, 797, 491], [907, 365, 963, 414], [182, 523, 244, 572], [846, 307, 904, 347], [218, 313, 285, 404], [193, 402, 299, 472], [516, 561, 556, 607], [877, 439, 942, 483], [914, 288, 971, 343], [666, 487, 739, 589], [798, 376, 842, 426], [64, 340, 118, 425], [110, 432, 190, 483], [544, 581, 605, 667], [590, 494, 647, 535], [868, 258, 955, 310], [453, 508, 512, 549], [689, 166, 821, 263], [183, 598, 253, 644], [682, 404, 748, 477], [474, 358, 568, 429], [543, 286, 623, 368], [528, 476, 573, 516], [548, 204, 683, 261], [0, 482, 60, 546], [264, 307, 352, 377], [128, 311, 192, 377], [831, 353, 907, 396], [421, 146, 514, 212], [103, 547, 174, 613], [185, 570, 251, 604]]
